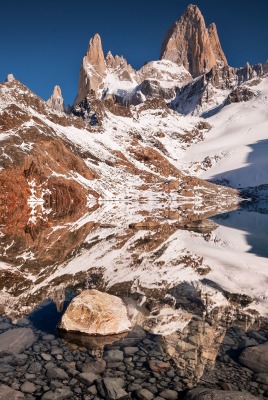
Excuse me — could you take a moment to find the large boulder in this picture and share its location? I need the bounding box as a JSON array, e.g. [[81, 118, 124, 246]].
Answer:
[[0, 328, 36, 356], [239, 342, 268, 373], [184, 387, 259, 399], [58, 290, 132, 335]]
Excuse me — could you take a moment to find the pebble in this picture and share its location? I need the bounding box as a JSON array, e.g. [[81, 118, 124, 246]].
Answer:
[[41, 353, 52, 361], [159, 389, 178, 399], [20, 381, 36, 393], [136, 388, 155, 400], [0, 317, 266, 400], [46, 367, 69, 380]]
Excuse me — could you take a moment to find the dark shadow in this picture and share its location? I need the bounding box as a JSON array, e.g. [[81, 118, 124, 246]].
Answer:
[[201, 103, 225, 118], [207, 139, 268, 258], [212, 206, 268, 258], [208, 139, 268, 192], [29, 299, 69, 336]]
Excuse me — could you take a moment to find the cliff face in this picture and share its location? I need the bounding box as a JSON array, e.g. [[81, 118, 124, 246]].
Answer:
[[75, 34, 137, 104], [160, 4, 227, 77], [47, 85, 64, 112]]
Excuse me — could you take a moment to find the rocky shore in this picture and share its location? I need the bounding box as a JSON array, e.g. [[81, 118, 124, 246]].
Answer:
[[0, 313, 267, 400]]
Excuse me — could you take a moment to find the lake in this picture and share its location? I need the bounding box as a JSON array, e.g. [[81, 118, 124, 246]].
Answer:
[[0, 200, 267, 399]]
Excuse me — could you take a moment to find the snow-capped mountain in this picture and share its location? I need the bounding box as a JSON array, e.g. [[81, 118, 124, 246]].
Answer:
[[1, 3, 268, 323]]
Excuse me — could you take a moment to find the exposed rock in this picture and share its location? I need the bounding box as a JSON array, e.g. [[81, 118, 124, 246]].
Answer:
[[179, 219, 218, 233], [96, 378, 128, 400], [225, 86, 255, 105], [58, 289, 132, 335], [41, 353, 52, 361], [263, 60, 268, 74], [0, 363, 15, 372], [5, 74, 15, 82], [159, 389, 178, 400], [135, 388, 154, 400], [149, 360, 171, 373], [123, 347, 139, 355], [113, 326, 147, 347], [238, 337, 259, 349], [160, 4, 227, 77], [239, 342, 268, 373], [46, 367, 69, 380], [76, 33, 106, 103], [81, 359, 106, 374], [254, 373, 268, 385], [0, 322, 12, 329], [0, 385, 25, 400], [184, 387, 259, 399], [171, 63, 263, 115], [78, 372, 100, 386], [75, 34, 136, 104], [41, 387, 73, 400], [47, 85, 64, 112], [104, 349, 124, 362], [20, 382, 36, 394], [0, 328, 36, 356], [72, 91, 101, 124]]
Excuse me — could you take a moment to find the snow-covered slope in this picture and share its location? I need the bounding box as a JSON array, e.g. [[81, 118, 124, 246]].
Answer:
[[182, 76, 268, 189]]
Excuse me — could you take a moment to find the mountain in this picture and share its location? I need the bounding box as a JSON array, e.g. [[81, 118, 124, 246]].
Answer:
[[160, 4, 227, 77], [75, 32, 192, 108], [75, 4, 264, 117], [0, 3, 268, 322], [75, 33, 138, 105]]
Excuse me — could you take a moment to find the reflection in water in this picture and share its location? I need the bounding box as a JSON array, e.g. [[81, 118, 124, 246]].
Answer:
[[213, 204, 268, 258], [0, 196, 268, 332], [0, 194, 239, 318], [1, 198, 268, 396]]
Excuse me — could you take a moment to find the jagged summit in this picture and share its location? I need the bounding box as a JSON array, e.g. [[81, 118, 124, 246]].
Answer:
[[47, 85, 64, 112], [75, 33, 137, 105], [160, 4, 227, 77], [5, 74, 15, 83], [84, 33, 106, 73], [75, 33, 106, 104]]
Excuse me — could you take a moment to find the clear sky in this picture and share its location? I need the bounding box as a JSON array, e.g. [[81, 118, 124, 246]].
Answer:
[[1, 0, 267, 105]]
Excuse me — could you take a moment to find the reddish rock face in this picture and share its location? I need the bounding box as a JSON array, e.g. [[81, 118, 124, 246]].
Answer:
[[75, 33, 137, 104], [160, 4, 227, 77], [76, 34, 106, 104], [47, 85, 64, 112]]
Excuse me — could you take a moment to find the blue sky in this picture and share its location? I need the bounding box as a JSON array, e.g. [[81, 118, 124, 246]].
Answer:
[[1, 1, 267, 105]]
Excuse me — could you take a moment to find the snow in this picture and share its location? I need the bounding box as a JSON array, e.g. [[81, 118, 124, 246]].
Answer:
[[139, 60, 192, 89], [102, 68, 138, 98], [182, 77, 268, 188]]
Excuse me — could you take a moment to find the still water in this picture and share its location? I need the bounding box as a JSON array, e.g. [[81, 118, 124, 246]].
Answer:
[[0, 200, 267, 398]]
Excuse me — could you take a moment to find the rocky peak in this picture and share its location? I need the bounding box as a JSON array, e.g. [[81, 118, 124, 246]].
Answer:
[[5, 74, 15, 83], [208, 23, 227, 66], [106, 52, 127, 69], [75, 34, 138, 105], [160, 4, 227, 77], [105, 51, 115, 67], [75, 33, 106, 104], [47, 85, 64, 112], [84, 33, 106, 74]]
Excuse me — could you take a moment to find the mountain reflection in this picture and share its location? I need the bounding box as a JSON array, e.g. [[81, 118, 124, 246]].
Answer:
[[0, 196, 267, 330]]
